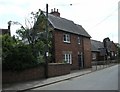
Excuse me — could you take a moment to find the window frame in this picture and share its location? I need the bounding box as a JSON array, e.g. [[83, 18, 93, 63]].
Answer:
[[63, 33, 70, 43], [78, 36, 81, 44], [63, 53, 72, 64], [92, 53, 96, 60]]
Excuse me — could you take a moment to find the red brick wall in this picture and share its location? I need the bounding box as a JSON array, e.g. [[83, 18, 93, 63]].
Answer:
[[92, 52, 104, 61], [3, 63, 71, 84], [3, 65, 45, 83], [53, 30, 91, 69], [53, 30, 79, 69], [83, 37, 92, 68], [48, 63, 71, 77], [111, 42, 117, 52]]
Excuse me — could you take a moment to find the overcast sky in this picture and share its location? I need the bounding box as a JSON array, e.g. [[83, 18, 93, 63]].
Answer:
[[0, 0, 119, 43]]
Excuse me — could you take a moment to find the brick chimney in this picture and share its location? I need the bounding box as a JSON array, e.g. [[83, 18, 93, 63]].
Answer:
[[50, 8, 60, 17]]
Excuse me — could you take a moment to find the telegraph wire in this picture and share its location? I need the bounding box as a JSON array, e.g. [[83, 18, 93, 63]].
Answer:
[[88, 5, 119, 31]]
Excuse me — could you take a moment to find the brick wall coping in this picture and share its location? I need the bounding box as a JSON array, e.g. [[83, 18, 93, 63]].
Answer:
[[49, 63, 70, 65]]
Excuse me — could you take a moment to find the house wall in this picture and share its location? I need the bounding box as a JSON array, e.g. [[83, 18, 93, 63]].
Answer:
[[53, 30, 91, 69], [92, 52, 104, 61], [92, 52, 98, 61], [83, 38, 92, 68], [110, 42, 117, 59], [111, 42, 117, 52]]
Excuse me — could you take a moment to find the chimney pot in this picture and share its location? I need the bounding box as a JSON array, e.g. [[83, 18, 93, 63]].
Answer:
[[50, 8, 60, 17], [54, 8, 56, 12], [51, 9, 53, 12]]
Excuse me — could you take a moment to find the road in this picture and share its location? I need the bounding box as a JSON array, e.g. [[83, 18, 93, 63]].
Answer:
[[33, 65, 119, 90]]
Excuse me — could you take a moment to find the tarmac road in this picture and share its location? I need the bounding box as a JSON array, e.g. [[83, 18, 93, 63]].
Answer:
[[34, 65, 119, 90]]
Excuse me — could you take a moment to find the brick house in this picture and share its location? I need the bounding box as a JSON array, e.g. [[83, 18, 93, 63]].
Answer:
[[91, 38, 117, 61], [91, 40, 105, 61], [48, 9, 92, 69], [0, 29, 10, 35], [103, 37, 117, 60], [0, 24, 11, 35]]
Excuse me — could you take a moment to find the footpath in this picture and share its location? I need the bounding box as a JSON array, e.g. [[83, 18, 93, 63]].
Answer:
[[2, 63, 116, 91]]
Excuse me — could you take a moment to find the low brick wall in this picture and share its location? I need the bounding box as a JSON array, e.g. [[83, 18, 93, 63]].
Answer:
[[48, 63, 71, 77], [2, 63, 71, 84], [2, 65, 45, 84]]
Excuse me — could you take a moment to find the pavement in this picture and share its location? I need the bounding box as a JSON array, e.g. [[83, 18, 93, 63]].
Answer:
[[2, 63, 117, 91]]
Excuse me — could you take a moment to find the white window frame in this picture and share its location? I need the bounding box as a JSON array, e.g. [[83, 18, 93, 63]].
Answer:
[[111, 52, 114, 56], [63, 34, 70, 43], [78, 36, 81, 44], [92, 53, 96, 60], [64, 54, 72, 64]]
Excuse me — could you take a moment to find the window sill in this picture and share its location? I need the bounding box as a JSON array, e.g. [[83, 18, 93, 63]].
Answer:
[[63, 41, 71, 44]]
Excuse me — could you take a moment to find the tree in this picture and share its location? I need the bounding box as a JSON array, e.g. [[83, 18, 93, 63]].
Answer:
[[2, 9, 53, 71], [16, 9, 53, 62]]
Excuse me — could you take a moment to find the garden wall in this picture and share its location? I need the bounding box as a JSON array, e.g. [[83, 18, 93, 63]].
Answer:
[[48, 63, 71, 77], [3, 63, 71, 83]]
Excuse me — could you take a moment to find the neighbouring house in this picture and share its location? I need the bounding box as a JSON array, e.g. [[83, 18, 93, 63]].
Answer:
[[0, 29, 10, 35], [0, 24, 11, 35], [48, 8, 92, 69], [91, 38, 117, 61], [91, 40, 105, 61], [103, 37, 117, 60]]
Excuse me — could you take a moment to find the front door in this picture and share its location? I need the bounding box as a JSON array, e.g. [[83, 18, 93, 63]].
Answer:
[[78, 52, 84, 69]]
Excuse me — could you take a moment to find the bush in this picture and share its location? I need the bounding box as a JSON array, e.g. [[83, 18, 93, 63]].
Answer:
[[2, 35, 43, 71]]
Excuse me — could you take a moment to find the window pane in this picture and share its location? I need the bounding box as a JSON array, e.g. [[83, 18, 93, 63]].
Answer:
[[63, 34, 70, 43], [92, 53, 96, 60], [63, 34, 66, 42], [78, 37, 80, 44], [67, 34, 70, 42]]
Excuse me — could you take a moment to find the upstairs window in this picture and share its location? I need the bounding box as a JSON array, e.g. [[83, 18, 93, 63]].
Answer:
[[63, 34, 70, 43], [78, 36, 81, 44]]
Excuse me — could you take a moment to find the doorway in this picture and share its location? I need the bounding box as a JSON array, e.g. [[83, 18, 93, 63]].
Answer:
[[78, 52, 84, 69]]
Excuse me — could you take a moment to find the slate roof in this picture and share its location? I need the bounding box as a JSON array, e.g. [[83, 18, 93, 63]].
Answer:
[[48, 14, 91, 38], [0, 29, 9, 35], [91, 40, 104, 52]]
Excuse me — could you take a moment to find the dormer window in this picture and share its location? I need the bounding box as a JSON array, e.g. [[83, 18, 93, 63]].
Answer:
[[63, 34, 70, 43]]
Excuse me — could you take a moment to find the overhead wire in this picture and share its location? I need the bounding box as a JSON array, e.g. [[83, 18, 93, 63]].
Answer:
[[88, 1, 119, 31]]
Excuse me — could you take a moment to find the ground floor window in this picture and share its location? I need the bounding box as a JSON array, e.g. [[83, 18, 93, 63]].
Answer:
[[92, 53, 96, 60], [63, 54, 72, 64], [111, 51, 114, 56]]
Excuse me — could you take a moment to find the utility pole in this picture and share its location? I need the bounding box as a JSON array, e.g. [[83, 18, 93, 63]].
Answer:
[[8, 21, 11, 36], [45, 3, 49, 78]]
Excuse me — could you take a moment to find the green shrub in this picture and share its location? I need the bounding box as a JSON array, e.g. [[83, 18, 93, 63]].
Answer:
[[2, 35, 44, 71]]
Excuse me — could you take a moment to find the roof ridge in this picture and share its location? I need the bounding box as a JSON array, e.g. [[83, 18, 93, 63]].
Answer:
[[48, 13, 91, 38], [49, 13, 74, 22], [91, 39, 103, 43]]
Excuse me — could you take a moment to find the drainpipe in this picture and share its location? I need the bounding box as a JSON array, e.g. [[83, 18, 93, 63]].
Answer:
[[81, 36, 84, 68]]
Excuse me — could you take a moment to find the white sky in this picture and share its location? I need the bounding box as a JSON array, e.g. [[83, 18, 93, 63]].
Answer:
[[0, 0, 119, 43]]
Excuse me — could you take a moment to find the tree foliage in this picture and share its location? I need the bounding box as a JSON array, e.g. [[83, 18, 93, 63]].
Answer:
[[2, 9, 53, 71]]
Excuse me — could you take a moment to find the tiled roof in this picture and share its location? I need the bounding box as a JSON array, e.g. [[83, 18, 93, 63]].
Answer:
[[91, 40, 104, 52], [0, 29, 9, 35], [48, 14, 91, 38]]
